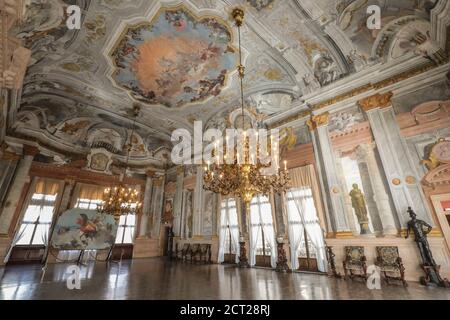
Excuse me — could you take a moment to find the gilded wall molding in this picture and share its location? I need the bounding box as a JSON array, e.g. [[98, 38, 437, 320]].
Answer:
[[269, 61, 446, 129], [358, 92, 394, 112], [306, 112, 330, 131]]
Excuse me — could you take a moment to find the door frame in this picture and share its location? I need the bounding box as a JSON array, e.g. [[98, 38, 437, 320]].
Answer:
[[431, 193, 450, 250]]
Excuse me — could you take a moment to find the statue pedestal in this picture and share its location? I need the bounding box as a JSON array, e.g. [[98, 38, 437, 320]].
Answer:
[[420, 264, 449, 288], [238, 242, 249, 268], [275, 242, 290, 273]]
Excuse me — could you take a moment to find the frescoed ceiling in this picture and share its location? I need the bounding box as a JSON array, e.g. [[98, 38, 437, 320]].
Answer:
[[10, 0, 443, 161]]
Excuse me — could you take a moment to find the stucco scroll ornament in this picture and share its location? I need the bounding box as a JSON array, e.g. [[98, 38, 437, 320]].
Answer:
[[358, 92, 393, 112], [307, 112, 330, 131], [422, 139, 450, 171]]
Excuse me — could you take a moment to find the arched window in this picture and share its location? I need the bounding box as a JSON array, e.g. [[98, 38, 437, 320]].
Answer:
[[218, 198, 239, 264], [249, 195, 276, 268]]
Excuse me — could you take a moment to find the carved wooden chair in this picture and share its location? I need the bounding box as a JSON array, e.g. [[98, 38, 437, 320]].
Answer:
[[343, 246, 368, 281], [187, 244, 201, 263], [375, 246, 407, 287], [198, 244, 212, 264], [177, 244, 190, 261]]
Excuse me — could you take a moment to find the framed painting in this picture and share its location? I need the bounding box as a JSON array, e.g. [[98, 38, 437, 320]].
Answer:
[[51, 209, 118, 250]]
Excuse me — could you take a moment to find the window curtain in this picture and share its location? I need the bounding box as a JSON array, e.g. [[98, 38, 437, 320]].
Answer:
[[249, 211, 261, 267], [77, 184, 104, 202], [218, 201, 240, 264], [260, 210, 277, 268], [249, 198, 276, 268], [289, 166, 328, 272], [228, 207, 240, 264], [218, 209, 228, 263], [286, 197, 304, 270]]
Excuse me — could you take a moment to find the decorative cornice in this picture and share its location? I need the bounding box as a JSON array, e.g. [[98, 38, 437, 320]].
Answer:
[[23, 145, 40, 157], [29, 161, 146, 186], [307, 112, 330, 131], [269, 61, 446, 129], [358, 92, 393, 112], [311, 84, 373, 111]]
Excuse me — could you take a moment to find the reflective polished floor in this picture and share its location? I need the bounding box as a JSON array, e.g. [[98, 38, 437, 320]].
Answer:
[[0, 258, 449, 300]]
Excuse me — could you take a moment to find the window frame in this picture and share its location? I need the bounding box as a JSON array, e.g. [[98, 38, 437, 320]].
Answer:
[[15, 180, 61, 247]]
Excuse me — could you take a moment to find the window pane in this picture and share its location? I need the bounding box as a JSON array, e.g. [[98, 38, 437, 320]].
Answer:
[[115, 227, 124, 244], [31, 224, 49, 245], [119, 215, 127, 226], [16, 224, 34, 245], [38, 207, 54, 224], [22, 205, 40, 222], [123, 227, 135, 244], [77, 201, 90, 209], [126, 215, 136, 227]]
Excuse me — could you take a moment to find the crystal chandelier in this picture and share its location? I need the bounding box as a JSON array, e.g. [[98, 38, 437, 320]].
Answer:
[[203, 8, 290, 211], [98, 104, 143, 222]]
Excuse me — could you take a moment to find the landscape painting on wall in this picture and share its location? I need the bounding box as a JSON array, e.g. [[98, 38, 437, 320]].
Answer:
[[51, 209, 118, 250]]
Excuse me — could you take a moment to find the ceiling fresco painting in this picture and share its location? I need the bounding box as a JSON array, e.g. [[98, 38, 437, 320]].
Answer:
[[7, 0, 447, 165], [247, 0, 276, 11], [110, 6, 237, 108]]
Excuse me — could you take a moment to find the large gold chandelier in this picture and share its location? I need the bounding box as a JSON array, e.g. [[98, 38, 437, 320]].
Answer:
[[203, 8, 290, 211], [98, 104, 143, 223]]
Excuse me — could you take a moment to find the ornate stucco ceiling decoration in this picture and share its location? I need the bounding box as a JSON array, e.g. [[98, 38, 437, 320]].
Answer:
[[108, 4, 238, 108], [9, 0, 445, 160]]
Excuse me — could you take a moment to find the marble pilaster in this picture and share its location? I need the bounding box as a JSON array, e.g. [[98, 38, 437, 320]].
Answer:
[[151, 176, 165, 239], [192, 169, 203, 237], [307, 113, 351, 234], [359, 93, 431, 227], [139, 171, 154, 237], [172, 167, 185, 237]]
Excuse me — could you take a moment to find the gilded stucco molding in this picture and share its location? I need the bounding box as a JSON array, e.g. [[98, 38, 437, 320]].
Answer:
[[358, 92, 393, 112]]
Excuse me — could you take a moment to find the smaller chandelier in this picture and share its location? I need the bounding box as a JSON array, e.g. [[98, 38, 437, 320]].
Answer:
[[98, 185, 142, 223], [98, 104, 143, 223]]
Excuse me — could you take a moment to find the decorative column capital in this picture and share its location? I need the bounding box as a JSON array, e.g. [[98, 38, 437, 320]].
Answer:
[[176, 166, 185, 175], [1, 148, 21, 162], [307, 112, 330, 131], [358, 92, 393, 112], [23, 145, 40, 157], [153, 177, 164, 187], [146, 170, 156, 178]]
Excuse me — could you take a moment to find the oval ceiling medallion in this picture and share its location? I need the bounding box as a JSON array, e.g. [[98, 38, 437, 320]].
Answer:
[[110, 5, 237, 108]]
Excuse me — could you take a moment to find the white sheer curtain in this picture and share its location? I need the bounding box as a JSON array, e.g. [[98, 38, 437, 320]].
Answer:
[[218, 205, 228, 263], [261, 210, 277, 268], [228, 206, 240, 263], [288, 166, 328, 272], [249, 211, 260, 267], [286, 195, 304, 270], [218, 199, 240, 263], [249, 196, 276, 267]]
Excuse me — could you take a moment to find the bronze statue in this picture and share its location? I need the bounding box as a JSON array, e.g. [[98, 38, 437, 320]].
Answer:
[[349, 184, 370, 234], [405, 207, 435, 266], [405, 207, 448, 287]]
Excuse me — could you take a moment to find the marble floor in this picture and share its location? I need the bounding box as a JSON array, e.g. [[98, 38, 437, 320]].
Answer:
[[0, 258, 449, 300]]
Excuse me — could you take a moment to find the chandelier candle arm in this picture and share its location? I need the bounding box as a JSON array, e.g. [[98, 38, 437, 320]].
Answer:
[[203, 9, 290, 210]]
